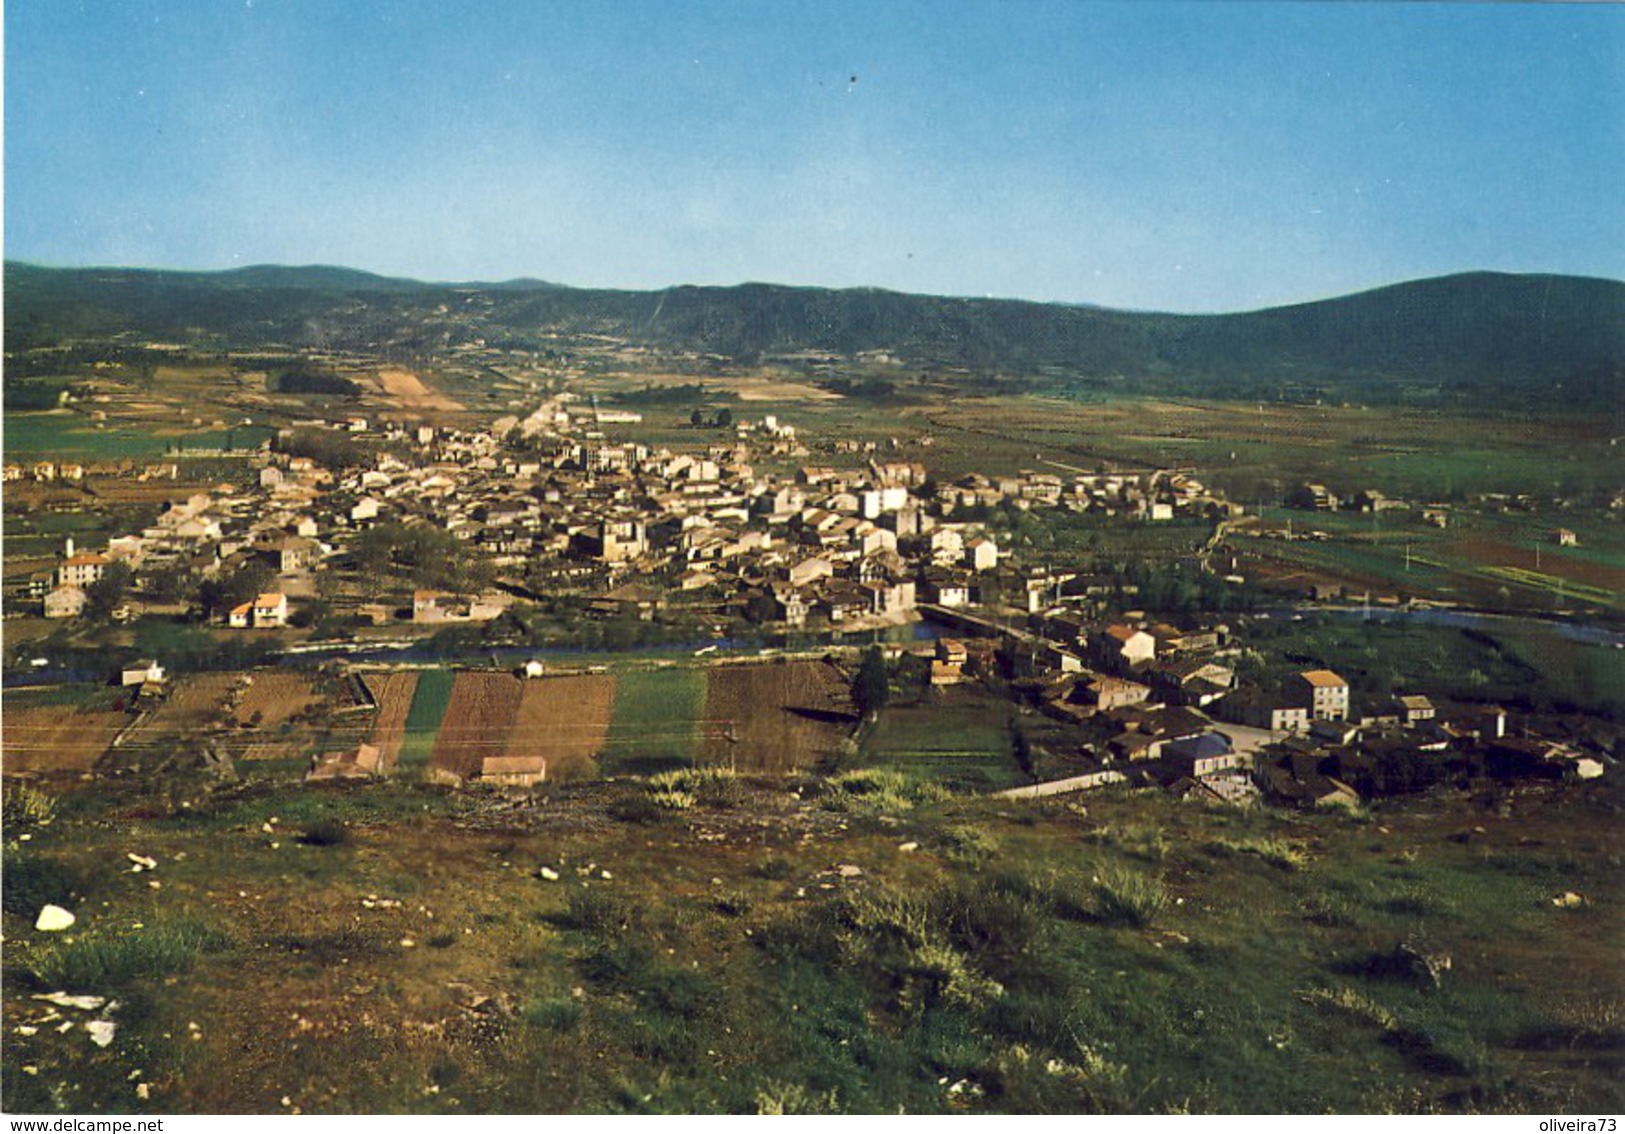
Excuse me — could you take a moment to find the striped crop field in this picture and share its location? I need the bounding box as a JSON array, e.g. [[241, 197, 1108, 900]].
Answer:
[[397, 668, 454, 772]]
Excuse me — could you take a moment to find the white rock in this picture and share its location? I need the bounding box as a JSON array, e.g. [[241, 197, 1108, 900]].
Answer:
[[33, 992, 106, 1011], [898, 841, 920, 852], [136, 1084, 150, 1101], [86, 1020, 117, 1048], [538, 866, 560, 881], [835, 864, 864, 878], [35, 905, 75, 932]]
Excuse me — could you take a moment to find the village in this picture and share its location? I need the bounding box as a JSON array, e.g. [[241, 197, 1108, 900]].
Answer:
[[5, 385, 1609, 809]]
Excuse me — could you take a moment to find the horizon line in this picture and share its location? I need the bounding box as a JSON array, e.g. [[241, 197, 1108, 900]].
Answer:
[[6, 257, 1622, 320]]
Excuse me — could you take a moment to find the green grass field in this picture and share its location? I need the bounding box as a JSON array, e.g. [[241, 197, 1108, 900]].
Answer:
[[863, 692, 1024, 793], [3, 412, 275, 458], [601, 666, 708, 774], [398, 668, 454, 771]]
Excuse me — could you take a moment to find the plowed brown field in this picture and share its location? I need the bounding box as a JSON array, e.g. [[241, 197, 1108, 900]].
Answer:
[[505, 675, 617, 782], [234, 673, 322, 728], [142, 673, 236, 732], [2, 706, 126, 774], [700, 661, 855, 772], [363, 672, 420, 773], [430, 672, 524, 782]]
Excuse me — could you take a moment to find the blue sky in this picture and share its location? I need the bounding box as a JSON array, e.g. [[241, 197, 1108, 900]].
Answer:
[[6, 1, 1622, 312]]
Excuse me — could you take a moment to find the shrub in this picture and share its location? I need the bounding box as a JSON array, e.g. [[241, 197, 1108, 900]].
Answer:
[[1298, 985, 1399, 1031], [2, 783, 58, 828], [713, 889, 754, 918], [753, 856, 796, 881], [524, 995, 584, 1032], [646, 766, 741, 808], [899, 938, 1005, 1013], [754, 1082, 841, 1115], [940, 823, 999, 867], [640, 964, 722, 1019], [299, 819, 351, 847], [579, 937, 656, 989], [1, 852, 87, 916], [561, 888, 640, 936], [649, 787, 697, 811], [609, 794, 668, 824], [1207, 836, 1308, 871], [823, 768, 948, 816], [30, 919, 227, 989], [1089, 865, 1168, 928]]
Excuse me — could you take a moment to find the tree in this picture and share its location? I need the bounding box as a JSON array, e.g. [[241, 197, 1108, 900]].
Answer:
[[690, 408, 705, 428], [715, 407, 733, 428], [852, 646, 890, 720], [142, 566, 194, 604], [84, 561, 134, 620], [199, 561, 276, 619], [1010, 719, 1035, 781]]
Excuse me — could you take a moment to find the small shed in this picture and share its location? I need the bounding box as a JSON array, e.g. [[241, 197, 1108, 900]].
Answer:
[[119, 659, 166, 687]]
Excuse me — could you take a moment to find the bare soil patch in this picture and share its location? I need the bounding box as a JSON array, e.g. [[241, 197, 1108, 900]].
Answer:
[[372, 367, 464, 413], [430, 672, 524, 782], [363, 672, 420, 773], [233, 673, 322, 729], [700, 660, 856, 773], [505, 674, 618, 782], [142, 674, 236, 733], [1, 706, 126, 774]]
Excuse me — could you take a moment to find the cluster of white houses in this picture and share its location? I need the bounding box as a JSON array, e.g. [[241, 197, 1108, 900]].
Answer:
[[30, 400, 1245, 640]]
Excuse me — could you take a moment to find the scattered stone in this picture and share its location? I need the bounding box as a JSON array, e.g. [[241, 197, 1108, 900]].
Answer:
[[16, 1026, 38, 1036], [1553, 891, 1587, 909], [538, 867, 561, 882], [33, 993, 107, 1011], [136, 1084, 150, 1101], [86, 1020, 117, 1048], [126, 853, 159, 872], [898, 841, 919, 852], [835, 864, 863, 879], [600, 870, 613, 880], [35, 905, 75, 932], [400, 938, 416, 948]]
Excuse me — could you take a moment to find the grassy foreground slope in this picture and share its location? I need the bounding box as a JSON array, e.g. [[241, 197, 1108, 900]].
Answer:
[[2, 774, 1619, 1115]]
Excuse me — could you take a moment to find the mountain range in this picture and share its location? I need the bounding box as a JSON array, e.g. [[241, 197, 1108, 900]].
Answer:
[[5, 262, 1621, 407]]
